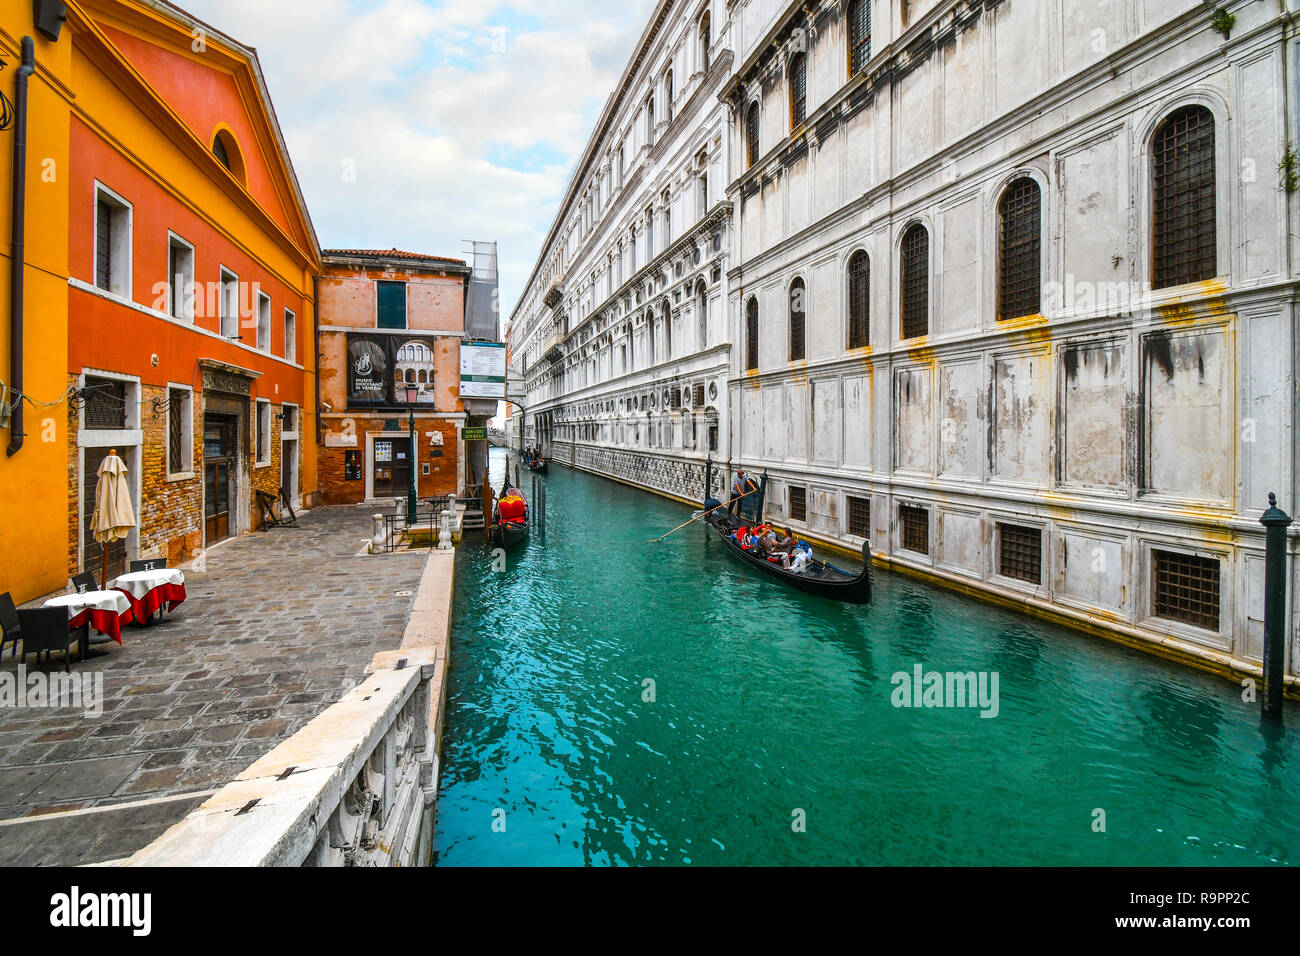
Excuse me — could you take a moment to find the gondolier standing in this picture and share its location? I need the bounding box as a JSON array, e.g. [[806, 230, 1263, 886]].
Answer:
[[728, 469, 749, 517]]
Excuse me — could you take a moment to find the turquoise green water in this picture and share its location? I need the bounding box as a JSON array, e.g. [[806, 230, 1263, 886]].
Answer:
[[432, 450, 1299, 866]]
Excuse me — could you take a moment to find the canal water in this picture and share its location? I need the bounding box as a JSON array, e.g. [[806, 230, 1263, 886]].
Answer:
[[432, 449, 1299, 866]]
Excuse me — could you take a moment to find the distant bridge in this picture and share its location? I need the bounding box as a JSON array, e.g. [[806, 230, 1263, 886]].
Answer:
[[486, 427, 507, 447]]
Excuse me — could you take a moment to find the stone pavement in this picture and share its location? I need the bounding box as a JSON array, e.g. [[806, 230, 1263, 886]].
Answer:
[[0, 507, 428, 865]]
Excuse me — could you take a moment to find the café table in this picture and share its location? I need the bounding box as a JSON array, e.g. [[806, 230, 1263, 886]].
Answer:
[[41, 589, 132, 655], [110, 569, 187, 625]]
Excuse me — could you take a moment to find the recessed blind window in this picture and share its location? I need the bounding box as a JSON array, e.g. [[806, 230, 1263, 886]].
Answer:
[[377, 281, 407, 329]]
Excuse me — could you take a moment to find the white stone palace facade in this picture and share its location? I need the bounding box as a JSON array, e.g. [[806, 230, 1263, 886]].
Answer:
[[511, 0, 1299, 683]]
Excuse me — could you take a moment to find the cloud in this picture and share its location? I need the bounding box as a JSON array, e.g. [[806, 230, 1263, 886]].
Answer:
[[175, 0, 656, 317]]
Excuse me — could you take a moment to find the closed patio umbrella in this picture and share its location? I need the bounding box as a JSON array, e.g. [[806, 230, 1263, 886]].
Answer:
[[91, 449, 135, 589]]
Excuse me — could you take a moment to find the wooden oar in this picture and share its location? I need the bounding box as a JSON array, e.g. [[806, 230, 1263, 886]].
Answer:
[[649, 486, 761, 543]]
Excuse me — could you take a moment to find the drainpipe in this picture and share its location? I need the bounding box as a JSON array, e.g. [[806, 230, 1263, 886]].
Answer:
[[6, 37, 34, 458], [312, 273, 322, 449]]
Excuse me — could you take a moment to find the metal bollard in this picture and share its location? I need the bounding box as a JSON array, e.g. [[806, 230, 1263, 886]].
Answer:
[[1260, 493, 1292, 721]]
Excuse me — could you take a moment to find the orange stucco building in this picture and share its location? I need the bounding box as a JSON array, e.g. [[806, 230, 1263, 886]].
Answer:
[[317, 250, 471, 505], [0, 0, 320, 601]]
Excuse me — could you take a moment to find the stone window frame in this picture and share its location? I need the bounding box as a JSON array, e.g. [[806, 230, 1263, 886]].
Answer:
[[256, 289, 272, 353], [283, 307, 297, 364], [219, 266, 239, 339], [165, 382, 195, 480], [1137, 537, 1230, 648], [93, 181, 133, 300], [991, 516, 1047, 593], [254, 398, 272, 468], [166, 231, 195, 323], [77, 368, 143, 573]]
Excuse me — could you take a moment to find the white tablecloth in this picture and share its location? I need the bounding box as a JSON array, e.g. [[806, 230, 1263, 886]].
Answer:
[[43, 590, 132, 618], [109, 569, 185, 601]]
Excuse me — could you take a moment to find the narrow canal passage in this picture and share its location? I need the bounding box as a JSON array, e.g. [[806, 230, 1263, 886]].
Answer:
[[433, 450, 1299, 866]]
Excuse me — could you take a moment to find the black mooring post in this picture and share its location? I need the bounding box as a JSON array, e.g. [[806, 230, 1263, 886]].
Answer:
[[1260, 493, 1292, 721], [538, 480, 546, 535]]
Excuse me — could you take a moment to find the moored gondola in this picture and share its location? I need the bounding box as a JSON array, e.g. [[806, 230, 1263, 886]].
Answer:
[[701, 459, 871, 604], [491, 463, 530, 549]]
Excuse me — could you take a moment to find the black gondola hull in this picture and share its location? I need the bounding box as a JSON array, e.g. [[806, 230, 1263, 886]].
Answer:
[[705, 512, 871, 604], [492, 520, 529, 549]]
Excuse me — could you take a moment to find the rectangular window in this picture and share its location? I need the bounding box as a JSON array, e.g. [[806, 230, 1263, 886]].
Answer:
[[900, 504, 929, 555], [848, 495, 871, 538], [377, 280, 407, 329], [94, 185, 132, 297], [255, 399, 271, 466], [281, 404, 297, 434], [83, 376, 127, 430], [220, 268, 239, 338], [1152, 549, 1220, 631], [694, 383, 705, 407], [167, 235, 195, 322], [167, 387, 193, 475], [284, 309, 297, 363], [789, 486, 807, 522], [998, 522, 1042, 584], [257, 292, 271, 352]]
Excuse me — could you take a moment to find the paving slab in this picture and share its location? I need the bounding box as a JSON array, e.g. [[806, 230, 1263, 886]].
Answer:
[[0, 507, 427, 865]]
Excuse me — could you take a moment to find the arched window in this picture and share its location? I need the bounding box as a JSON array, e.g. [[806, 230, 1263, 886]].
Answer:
[[998, 178, 1042, 319], [700, 12, 712, 72], [211, 128, 246, 184], [790, 53, 807, 128], [847, 251, 870, 349], [646, 313, 655, 365], [696, 280, 708, 350], [662, 301, 673, 360], [848, 0, 871, 76], [646, 94, 656, 144], [900, 224, 930, 339], [789, 278, 806, 361], [745, 297, 759, 370], [665, 70, 674, 123], [1152, 105, 1217, 289], [746, 103, 761, 169]]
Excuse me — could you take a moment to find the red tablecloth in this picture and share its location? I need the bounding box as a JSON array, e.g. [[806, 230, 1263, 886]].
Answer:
[[67, 606, 130, 644], [114, 582, 187, 622]]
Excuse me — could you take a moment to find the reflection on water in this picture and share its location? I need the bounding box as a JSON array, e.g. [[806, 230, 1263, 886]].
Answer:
[[433, 450, 1300, 866]]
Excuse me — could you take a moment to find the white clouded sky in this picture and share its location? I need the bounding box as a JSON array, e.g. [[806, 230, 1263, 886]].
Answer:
[[178, 0, 657, 321]]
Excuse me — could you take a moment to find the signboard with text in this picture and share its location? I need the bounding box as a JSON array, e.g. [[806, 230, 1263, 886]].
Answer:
[[460, 342, 506, 399], [461, 427, 487, 442]]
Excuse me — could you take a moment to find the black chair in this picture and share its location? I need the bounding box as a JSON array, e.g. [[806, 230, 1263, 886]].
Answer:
[[129, 558, 167, 573], [71, 572, 98, 594], [14, 608, 75, 673], [0, 592, 20, 661]]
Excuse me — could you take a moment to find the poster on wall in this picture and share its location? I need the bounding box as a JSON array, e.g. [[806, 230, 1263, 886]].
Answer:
[[460, 342, 506, 399], [348, 336, 389, 407]]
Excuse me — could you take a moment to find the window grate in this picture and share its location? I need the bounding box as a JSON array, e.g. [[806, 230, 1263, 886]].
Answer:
[[746, 104, 760, 169], [789, 486, 807, 522], [1153, 549, 1220, 631], [998, 523, 1042, 584], [789, 279, 805, 361], [790, 53, 807, 127], [998, 178, 1042, 320], [901, 225, 929, 339], [83, 377, 126, 430], [1153, 106, 1216, 290], [900, 504, 929, 555], [848, 495, 871, 537], [95, 199, 113, 291], [168, 389, 185, 474], [848, 251, 870, 349], [694, 383, 705, 408], [849, 0, 871, 75], [746, 298, 759, 370]]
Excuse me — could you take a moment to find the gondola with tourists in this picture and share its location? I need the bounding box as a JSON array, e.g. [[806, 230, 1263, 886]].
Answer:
[[695, 459, 872, 604], [491, 464, 530, 550]]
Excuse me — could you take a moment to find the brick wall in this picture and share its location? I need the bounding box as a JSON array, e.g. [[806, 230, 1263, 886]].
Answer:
[[138, 384, 203, 565], [317, 414, 460, 505]]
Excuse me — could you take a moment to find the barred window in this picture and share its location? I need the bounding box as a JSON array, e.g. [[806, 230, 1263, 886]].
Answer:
[[1152, 106, 1217, 290], [998, 523, 1042, 584], [789, 486, 807, 522], [998, 178, 1042, 320], [790, 53, 807, 128], [746, 297, 759, 370], [746, 103, 761, 169], [848, 250, 870, 349], [1153, 549, 1220, 631], [694, 383, 705, 407], [167, 388, 192, 475], [789, 278, 806, 361], [900, 504, 929, 555], [848, 0, 871, 76], [900, 224, 929, 339], [83, 377, 126, 429], [848, 495, 871, 537]]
